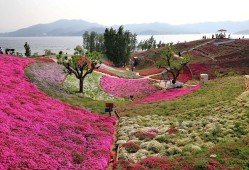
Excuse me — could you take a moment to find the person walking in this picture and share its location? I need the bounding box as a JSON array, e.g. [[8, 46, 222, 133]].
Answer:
[[0, 47, 3, 54]]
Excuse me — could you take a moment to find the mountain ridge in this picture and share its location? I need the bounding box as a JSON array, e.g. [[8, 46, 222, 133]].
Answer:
[[1, 19, 249, 37]]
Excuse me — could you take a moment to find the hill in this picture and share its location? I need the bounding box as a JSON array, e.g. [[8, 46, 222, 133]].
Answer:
[[181, 20, 249, 34], [113, 22, 198, 35], [235, 29, 249, 34], [0, 19, 105, 37], [1, 19, 249, 36], [133, 38, 249, 79]]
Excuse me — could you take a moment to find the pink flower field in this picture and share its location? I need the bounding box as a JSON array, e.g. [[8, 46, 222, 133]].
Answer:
[[141, 85, 201, 102], [100, 76, 158, 98], [0, 55, 116, 169]]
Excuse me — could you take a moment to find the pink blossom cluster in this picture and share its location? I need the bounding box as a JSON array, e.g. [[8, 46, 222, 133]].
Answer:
[[177, 67, 192, 83], [100, 76, 158, 98], [0, 55, 116, 169], [133, 130, 157, 140], [141, 85, 201, 103]]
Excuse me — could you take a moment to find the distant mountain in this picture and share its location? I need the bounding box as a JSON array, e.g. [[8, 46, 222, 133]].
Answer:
[[180, 20, 249, 34], [1, 19, 249, 36], [118, 22, 198, 35], [235, 29, 249, 34], [0, 19, 106, 37]]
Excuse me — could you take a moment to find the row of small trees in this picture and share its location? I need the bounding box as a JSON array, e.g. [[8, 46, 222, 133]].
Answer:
[[137, 37, 167, 51], [137, 36, 157, 51], [82, 26, 137, 67], [83, 31, 105, 52]]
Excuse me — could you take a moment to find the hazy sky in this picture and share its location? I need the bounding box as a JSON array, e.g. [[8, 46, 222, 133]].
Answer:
[[0, 0, 249, 32]]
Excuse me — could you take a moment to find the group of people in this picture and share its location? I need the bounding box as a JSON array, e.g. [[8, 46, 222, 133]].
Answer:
[[211, 33, 227, 39], [160, 68, 183, 88], [0, 47, 16, 55]]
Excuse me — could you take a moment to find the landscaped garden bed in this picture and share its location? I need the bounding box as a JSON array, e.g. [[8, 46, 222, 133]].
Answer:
[[141, 85, 201, 102], [115, 99, 249, 169], [100, 75, 158, 98]]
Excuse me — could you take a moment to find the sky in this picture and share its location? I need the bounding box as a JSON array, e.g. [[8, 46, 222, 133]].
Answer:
[[0, 0, 249, 32]]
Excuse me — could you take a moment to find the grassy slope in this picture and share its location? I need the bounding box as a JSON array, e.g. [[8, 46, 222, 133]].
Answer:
[[116, 76, 246, 117], [115, 76, 249, 169]]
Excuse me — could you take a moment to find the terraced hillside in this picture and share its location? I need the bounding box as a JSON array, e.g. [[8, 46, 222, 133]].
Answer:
[[133, 38, 249, 80]]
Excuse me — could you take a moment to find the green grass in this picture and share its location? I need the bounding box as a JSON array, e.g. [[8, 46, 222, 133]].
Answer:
[[117, 76, 245, 117]]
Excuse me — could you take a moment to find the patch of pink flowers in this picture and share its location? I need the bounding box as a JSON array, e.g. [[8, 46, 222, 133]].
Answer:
[[189, 64, 208, 75], [177, 67, 192, 83], [100, 76, 158, 98], [141, 85, 201, 103], [0, 55, 116, 169]]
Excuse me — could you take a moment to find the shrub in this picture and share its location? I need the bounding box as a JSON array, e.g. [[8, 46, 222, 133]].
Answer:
[[113, 159, 133, 169], [155, 135, 169, 143], [233, 122, 246, 136], [166, 146, 182, 155], [146, 140, 164, 153], [136, 157, 173, 169], [167, 127, 178, 134], [205, 159, 223, 170], [194, 159, 208, 170], [122, 142, 140, 153], [134, 131, 157, 141]]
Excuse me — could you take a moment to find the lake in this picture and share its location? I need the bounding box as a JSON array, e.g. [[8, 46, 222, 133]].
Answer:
[[0, 34, 247, 55]]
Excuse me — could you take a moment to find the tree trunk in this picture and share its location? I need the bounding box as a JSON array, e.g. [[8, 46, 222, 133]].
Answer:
[[169, 71, 177, 84], [79, 77, 84, 93]]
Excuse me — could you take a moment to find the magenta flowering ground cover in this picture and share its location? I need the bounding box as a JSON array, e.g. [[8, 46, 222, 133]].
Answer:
[[0, 55, 115, 169], [100, 75, 158, 98], [141, 85, 201, 102]]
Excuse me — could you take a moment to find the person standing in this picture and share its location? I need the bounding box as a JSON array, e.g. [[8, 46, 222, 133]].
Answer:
[[0, 47, 3, 54]]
